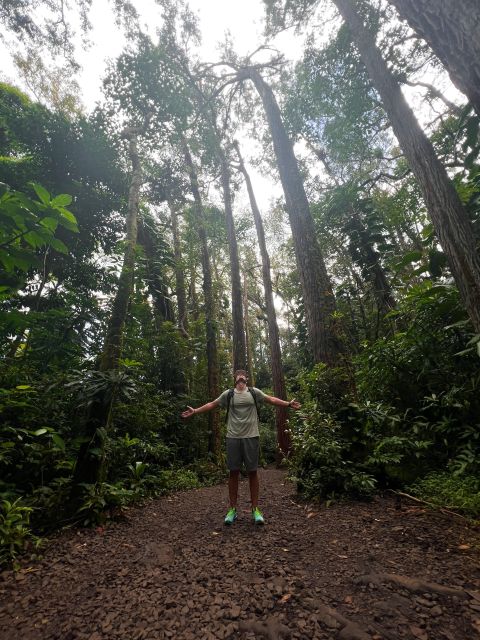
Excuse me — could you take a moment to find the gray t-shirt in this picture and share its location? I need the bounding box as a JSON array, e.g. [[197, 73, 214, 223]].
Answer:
[[216, 387, 267, 438]]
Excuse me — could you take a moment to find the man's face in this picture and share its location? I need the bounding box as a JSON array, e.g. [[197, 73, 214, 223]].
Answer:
[[235, 374, 247, 388]]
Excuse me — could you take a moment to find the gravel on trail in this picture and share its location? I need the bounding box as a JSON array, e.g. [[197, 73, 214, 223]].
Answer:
[[1, 468, 479, 640]]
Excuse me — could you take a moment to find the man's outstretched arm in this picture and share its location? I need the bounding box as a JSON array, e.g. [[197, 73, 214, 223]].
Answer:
[[263, 395, 301, 410], [181, 398, 220, 419]]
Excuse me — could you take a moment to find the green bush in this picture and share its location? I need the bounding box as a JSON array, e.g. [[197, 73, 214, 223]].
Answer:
[[0, 498, 42, 566], [409, 471, 480, 518], [288, 407, 377, 501], [154, 469, 201, 493]]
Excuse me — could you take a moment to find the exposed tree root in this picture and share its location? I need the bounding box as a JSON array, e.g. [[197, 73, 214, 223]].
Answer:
[[358, 572, 469, 599]]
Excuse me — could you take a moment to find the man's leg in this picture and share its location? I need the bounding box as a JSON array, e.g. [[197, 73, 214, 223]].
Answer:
[[248, 470, 259, 509], [228, 470, 240, 508]]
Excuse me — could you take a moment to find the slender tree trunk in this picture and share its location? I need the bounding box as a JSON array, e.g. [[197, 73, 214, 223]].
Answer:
[[100, 134, 142, 370], [348, 210, 396, 316], [137, 218, 175, 328], [73, 127, 143, 488], [243, 272, 255, 385], [235, 142, 291, 457], [168, 200, 188, 337], [218, 147, 247, 373], [183, 143, 221, 460], [332, 0, 480, 333], [240, 68, 342, 365], [388, 0, 480, 117]]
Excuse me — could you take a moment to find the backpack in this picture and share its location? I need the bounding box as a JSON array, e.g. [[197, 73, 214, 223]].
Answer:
[[225, 387, 260, 423]]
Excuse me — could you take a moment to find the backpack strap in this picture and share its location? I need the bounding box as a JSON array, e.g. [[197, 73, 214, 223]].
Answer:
[[225, 388, 235, 423], [248, 387, 260, 420]]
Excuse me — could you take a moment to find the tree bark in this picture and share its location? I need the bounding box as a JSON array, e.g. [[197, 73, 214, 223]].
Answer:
[[388, 0, 480, 117], [235, 142, 291, 457], [218, 147, 247, 373], [183, 142, 221, 460], [332, 0, 480, 333], [347, 210, 396, 317], [137, 217, 175, 328], [240, 68, 342, 365], [168, 200, 189, 337], [242, 271, 255, 386]]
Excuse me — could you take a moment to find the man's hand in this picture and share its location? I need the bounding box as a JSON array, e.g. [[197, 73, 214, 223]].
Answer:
[[289, 399, 301, 410], [181, 406, 195, 419]]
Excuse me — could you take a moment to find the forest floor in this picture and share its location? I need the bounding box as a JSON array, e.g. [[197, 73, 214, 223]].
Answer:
[[1, 468, 480, 640]]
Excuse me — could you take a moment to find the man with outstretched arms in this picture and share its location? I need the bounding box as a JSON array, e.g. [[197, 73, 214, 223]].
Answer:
[[181, 370, 301, 525]]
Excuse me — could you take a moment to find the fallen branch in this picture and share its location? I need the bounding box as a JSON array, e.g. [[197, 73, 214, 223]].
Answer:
[[389, 490, 470, 521]]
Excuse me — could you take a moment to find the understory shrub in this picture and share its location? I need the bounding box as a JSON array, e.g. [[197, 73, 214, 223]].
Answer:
[[409, 471, 480, 518], [0, 498, 42, 566], [289, 284, 480, 504]]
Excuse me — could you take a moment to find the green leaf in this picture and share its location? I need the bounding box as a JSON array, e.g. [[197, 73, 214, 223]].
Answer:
[[51, 433, 66, 450], [40, 217, 59, 232], [51, 194, 72, 207], [23, 229, 51, 248], [30, 183, 50, 205], [395, 250, 423, 269], [49, 237, 68, 254], [32, 428, 48, 436], [15, 385, 31, 390], [56, 208, 78, 232]]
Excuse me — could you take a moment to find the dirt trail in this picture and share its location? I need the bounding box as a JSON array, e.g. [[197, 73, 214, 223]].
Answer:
[[1, 468, 479, 640]]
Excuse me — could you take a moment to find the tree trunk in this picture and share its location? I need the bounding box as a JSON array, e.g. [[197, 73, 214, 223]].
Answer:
[[332, 0, 480, 333], [388, 0, 480, 117], [240, 68, 342, 365], [235, 142, 291, 458], [168, 200, 189, 337], [73, 127, 143, 488], [242, 271, 255, 385], [218, 147, 247, 373], [183, 142, 221, 460], [347, 210, 396, 316], [137, 217, 175, 328]]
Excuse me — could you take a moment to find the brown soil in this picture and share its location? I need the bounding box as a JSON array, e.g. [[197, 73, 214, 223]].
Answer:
[[1, 468, 479, 640]]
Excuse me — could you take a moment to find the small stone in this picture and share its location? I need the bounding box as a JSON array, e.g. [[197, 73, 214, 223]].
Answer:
[[430, 605, 443, 617], [230, 606, 241, 619]]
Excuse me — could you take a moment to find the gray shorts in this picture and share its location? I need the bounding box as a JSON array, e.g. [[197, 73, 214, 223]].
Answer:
[[226, 437, 259, 472]]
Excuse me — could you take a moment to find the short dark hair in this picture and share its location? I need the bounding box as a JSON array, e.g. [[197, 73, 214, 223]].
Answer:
[[234, 369, 247, 379]]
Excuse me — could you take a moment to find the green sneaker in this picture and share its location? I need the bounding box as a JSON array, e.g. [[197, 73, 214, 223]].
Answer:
[[252, 507, 265, 525], [224, 507, 237, 525]]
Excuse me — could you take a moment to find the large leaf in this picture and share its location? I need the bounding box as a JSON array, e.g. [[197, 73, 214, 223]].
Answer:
[[49, 237, 68, 254], [30, 183, 51, 205], [40, 217, 59, 232], [395, 250, 423, 269], [51, 194, 73, 207]]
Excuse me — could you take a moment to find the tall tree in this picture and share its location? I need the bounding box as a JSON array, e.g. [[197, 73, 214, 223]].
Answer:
[[235, 141, 291, 456], [217, 142, 247, 372], [387, 0, 480, 117], [237, 66, 342, 365], [168, 200, 189, 337], [329, 0, 480, 333], [137, 214, 175, 327], [183, 141, 221, 460], [73, 121, 145, 486]]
